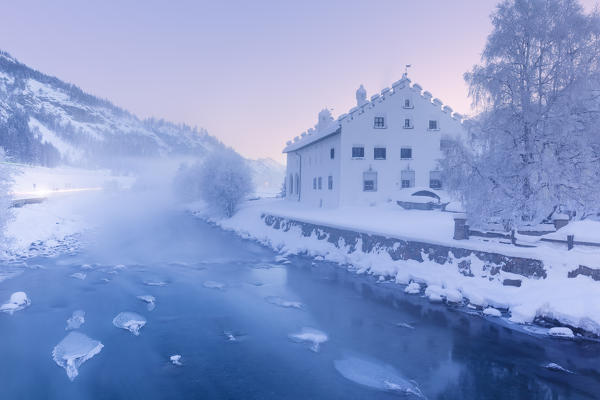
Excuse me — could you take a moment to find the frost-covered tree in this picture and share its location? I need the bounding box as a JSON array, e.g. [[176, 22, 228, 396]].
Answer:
[[0, 149, 14, 245], [174, 148, 254, 217], [442, 0, 600, 229]]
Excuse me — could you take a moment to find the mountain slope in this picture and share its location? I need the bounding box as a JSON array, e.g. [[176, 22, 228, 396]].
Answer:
[[0, 50, 223, 166]]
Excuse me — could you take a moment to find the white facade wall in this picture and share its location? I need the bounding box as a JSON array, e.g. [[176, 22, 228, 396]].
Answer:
[[283, 77, 466, 208], [285, 133, 341, 208], [338, 81, 465, 206]]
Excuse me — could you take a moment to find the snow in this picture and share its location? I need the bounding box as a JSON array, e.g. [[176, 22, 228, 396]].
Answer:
[[543, 220, 600, 244], [548, 327, 575, 338], [112, 312, 147, 336], [0, 291, 30, 314], [200, 198, 600, 336], [334, 355, 425, 398], [483, 307, 502, 317], [52, 331, 103, 381], [170, 355, 182, 366], [288, 328, 328, 352], [137, 295, 156, 311], [395, 322, 415, 329], [144, 281, 168, 287], [28, 117, 83, 162], [66, 310, 85, 330], [544, 362, 573, 374], [404, 282, 421, 294], [265, 296, 303, 309]]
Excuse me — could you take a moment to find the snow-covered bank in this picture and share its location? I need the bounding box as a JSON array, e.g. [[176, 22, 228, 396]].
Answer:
[[198, 198, 600, 337]]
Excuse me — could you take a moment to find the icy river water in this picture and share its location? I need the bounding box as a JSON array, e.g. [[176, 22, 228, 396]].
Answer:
[[1, 210, 599, 399]]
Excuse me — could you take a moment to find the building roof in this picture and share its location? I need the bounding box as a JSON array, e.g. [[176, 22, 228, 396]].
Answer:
[[282, 74, 466, 153]]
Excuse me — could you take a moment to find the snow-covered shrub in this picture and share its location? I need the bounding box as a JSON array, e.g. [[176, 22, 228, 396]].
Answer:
[[174, 148, 254, 217], [441, 0, 600, 230]]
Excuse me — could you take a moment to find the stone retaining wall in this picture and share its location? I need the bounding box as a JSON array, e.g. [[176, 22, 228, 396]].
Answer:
[[263, 214, 547, 280]]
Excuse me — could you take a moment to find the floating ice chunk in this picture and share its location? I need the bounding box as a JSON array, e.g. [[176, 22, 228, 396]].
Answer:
[[334, 355, 425, 398], [113, 264, 126, 270], [223, 330, 246, 342], [289, 328, 328, 352], [404, 282, 421, 294], [52, 331, 103, 381], [548, 327, 575, 338], [137, 295, 156, 311], [544, 362, 574, 374], [170, 355, 182, 366], [314, 255, 324, 261], [144, 281, 168, 287], [425, 286, 444, 303], [483, 307, 502, 317], [80, 264, 93, 270], [265, 296, 303, 309], [275, 255, 288, 263], [112, 312, 146, 336], [66, 310, 85, 330], [203, 281, 225, 290], [395, 322, 415, 330], [444, 288, 463, 304], [70, 272, 86, 280], [0, 292, 31, 314]]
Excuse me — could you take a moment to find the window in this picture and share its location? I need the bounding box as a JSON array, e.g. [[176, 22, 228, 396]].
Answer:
[[440, 138, 452, 151], [295, 174, 300, 195], [374, 116, 386, 129], [363, 170, 378, 192], [374, 147, 386, 160], [400, 147, 412, 160], [318, 177, 322, 190], [401, 170, 415, 188], [352, 146, 365, 158], [313, 177, 317, 190], [328, 175, 333, 190], [330, 148, 335, 159], [428, 120, 439, 130], [289, 174, 293, 194], [403, 118, 413, 129], [429, 170, 442, 189], [404, 99, 413, 109]]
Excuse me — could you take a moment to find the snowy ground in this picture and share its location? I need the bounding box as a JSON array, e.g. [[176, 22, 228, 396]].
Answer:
[[197, 198, 600, 337]]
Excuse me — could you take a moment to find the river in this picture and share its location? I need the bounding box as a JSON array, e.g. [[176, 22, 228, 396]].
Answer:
[[0, 208, 598, 399]]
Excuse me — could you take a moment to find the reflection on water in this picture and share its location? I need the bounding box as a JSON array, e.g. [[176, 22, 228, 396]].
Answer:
[[0, 212, 598, 399]]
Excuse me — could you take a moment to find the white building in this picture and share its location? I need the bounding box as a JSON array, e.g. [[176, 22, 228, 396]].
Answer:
[[283, 74, 467, 208]]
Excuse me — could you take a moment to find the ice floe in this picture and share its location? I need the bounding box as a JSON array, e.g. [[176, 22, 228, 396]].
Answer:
[[404, 282, 421, 294], [395, 322, 415, 330], [0, 292, 31, 314], [70, 272, 86, 280], [203, 280, 225, 290], [144, 280, 168, 287], [483, 307, 502, 317], [112, 312, 147, 336], [265, 296, 303, 309], [543, 362, 574, 374], [80, 264, 93, 270], [334, 355, 425, 398], [66, 310, 85, 330], [52, 331, 103, 381], [548, 327, 575, 339], [289, 327, 328, 352], [137, 295, 156, 311], [170, 354, 182, 366]]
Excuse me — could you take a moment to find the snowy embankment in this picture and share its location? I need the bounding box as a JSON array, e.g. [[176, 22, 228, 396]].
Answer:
[[200, 198, 600, 337]]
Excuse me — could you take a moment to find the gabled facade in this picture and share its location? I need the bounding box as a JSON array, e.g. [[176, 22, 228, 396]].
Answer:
[[283, 74, 466, 208]]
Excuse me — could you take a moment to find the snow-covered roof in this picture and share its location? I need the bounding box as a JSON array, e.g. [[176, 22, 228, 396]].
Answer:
[[282, 74, 467, 153], [283, 123, 341, 153]]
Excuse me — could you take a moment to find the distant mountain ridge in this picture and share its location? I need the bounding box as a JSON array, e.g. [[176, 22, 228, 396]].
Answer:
[[0, 50, 224, 167]]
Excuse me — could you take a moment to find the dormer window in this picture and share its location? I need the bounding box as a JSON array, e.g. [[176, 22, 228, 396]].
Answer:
[[428, 120, 439, 130], [374, 116, 386, 129], [403, 99, 413, 109], [403, 118, 413, 129]]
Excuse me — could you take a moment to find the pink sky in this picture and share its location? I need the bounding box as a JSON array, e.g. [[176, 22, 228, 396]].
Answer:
[[2, 0, 598, 162]]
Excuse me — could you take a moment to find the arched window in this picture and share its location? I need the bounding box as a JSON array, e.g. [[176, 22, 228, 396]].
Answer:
[[295, 174, 300, 196], [289, 174, 294, 194]]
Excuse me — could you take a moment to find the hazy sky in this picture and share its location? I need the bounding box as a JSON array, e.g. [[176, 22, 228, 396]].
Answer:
[[2, 0, 598, 162]]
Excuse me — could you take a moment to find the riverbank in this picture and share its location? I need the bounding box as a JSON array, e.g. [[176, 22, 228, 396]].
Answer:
[[197, 198, 600, 338]]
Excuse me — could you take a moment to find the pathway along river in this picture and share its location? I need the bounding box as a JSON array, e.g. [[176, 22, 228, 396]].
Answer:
[[0, 209, 599, 399]]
